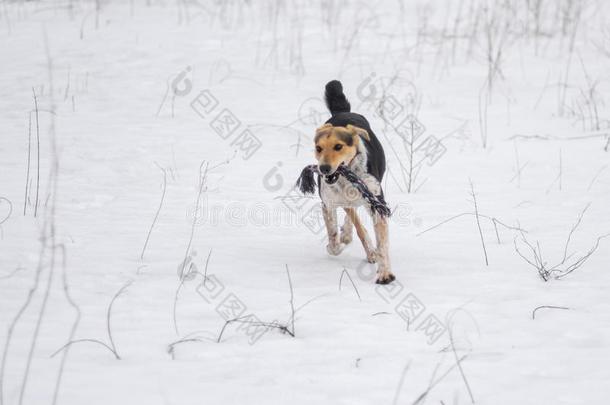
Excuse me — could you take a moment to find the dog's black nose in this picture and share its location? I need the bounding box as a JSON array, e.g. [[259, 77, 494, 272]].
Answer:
[[319, 164, 331, 174]]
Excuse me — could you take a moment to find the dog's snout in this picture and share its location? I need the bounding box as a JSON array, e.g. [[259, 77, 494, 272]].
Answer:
[[319, 164, 331, 174]]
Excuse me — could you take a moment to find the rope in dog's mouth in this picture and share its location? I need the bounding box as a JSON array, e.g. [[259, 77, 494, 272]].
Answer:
[[295, 164, 392, 218], [324, 171, 340, 184]]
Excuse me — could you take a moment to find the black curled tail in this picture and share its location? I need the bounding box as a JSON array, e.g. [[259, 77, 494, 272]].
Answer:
[[296, 165, 317, 194], [324, 80, 351, 116]]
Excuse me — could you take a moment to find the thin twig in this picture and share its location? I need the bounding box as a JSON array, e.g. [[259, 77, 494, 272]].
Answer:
[[587, 165, 607, 191], [215, 266, 301, 344], [1, 256, 46, 405], [173, 261, 200, 336], [32, 87, 40, 218], [392, 360, 412, 405], [417, 212, 526, 237], [173, 162, 210, 336], [179, 161, 209, 280], [339, 267, 361, 301], [107, 280, 132, 356], [217, 317, 294, 343], [293, 293, 331, 315], [509, 162, 529, 184], [167, 335, 215, 359], [491, 218, 501, 243], [51, 244, 80, 405], [559, 148, 562, 191], [216, 317, 247, 343], [286, 264, 296, 336], [0, 265, 23, 280], [513, 234, 550, 281], [202, 248, 213, 286], [560, 203, 590, 265], [155, 76, 172, 117], [411, 355, 468, 405], [0, 198, 12, 227], [140, 164, 167, 260], [18, 36, 60, 405], [552, 233, 610, 279], [18, 242, 56, 405], [24, 112, 32, 215], [50, 339, 118, 360], [447, 311, 475, 404], [514, 203, 609, 281], [52, 280, 132, 360], [469, 180, 488, 266], [532, 305, 570, 320]]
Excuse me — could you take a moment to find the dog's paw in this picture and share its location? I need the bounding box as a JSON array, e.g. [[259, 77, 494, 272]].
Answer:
[[326, 243, 346, 256], [340, 232, 353, 245], [375, 271, 396, 285], [366, 250, 377, 263]]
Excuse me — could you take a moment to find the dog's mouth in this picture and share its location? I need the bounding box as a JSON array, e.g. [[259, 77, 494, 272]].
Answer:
[[324, 171, 340, 184], [323, 163, 347, 184]]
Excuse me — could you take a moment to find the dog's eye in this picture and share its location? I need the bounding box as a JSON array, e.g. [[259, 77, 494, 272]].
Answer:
[[333, 144, 343, 151], [315, 146, 322, 153]]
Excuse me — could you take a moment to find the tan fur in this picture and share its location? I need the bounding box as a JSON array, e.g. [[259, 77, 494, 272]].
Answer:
[[322, 202, 345, 255], [340, 214, 353, 244], [373, 215, 393, 283], [343, 207, 376, 263], [314, 124, 368, 174], [346, 124, 370, 141]]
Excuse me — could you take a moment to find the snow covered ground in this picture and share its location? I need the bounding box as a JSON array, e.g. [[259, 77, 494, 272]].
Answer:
[[1, 1, 610, 404]]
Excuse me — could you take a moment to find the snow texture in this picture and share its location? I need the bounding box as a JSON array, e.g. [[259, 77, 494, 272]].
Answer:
[[1, 1, 610, 404]]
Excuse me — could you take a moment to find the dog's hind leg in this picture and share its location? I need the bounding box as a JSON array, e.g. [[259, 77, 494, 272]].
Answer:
[[373, 213, 395, 284], [340, 213, 353, 244], [344, 207, 376, 263], [322, 202, 345, 256]]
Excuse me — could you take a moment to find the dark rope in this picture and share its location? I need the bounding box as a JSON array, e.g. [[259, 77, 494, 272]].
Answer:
[[296, 164, 391, 218], [295, 164, 318, 195]]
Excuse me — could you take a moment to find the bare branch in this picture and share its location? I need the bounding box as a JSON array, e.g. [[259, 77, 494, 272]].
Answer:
[[532, 306, 570, 320], [469, 180, 488, 266], [411, 355, 469, 405], [52, 244, 80, 405], [559, 202, 591, 265], [107, 280, 132, 356], [417, 212, 526, 237], [286, 264, 296, 336], [391, 360, 412, 405], [32, 87, 40, 218], [50, 339, 118, 360], [140, 164, 167, 260], [52, 280, 132, 360], [339, 267, 361, 301], [513, 204, 609, 281], [216, 317, 294, 344], [446, 309, 476, 404], [587, 165, 607, 191]]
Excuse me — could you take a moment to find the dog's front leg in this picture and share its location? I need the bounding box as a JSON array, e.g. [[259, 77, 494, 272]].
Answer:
[[340, 214, 353, 244], [344, 207, 376, 263], [373, 214, 395, 284], [322, 202, 345, 256]]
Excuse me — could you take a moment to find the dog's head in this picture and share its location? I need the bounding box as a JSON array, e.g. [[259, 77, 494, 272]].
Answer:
[[314, 124, 370, 182]]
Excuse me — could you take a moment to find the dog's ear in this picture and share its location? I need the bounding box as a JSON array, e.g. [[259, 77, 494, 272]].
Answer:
[[315, 123, 333, 142], [347, 124, 370, 141]]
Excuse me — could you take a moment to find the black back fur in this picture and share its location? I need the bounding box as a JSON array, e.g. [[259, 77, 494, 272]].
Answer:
[[324, 81, 386, 182]]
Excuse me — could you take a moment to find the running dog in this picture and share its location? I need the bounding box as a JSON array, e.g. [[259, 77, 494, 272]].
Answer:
[[313, 80, 395, 284]]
